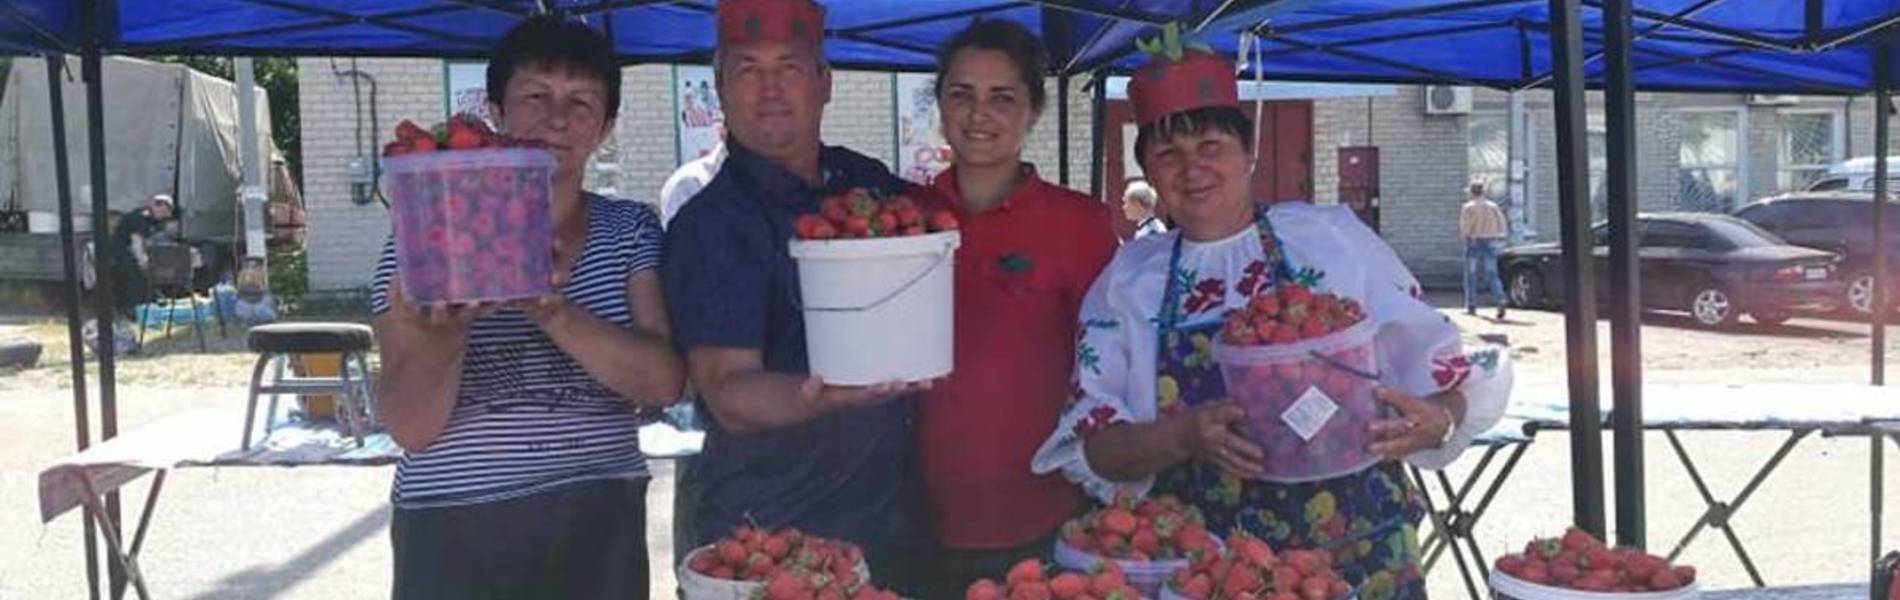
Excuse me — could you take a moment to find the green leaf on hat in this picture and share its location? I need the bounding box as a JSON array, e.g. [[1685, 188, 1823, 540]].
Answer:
[[1136, 23, 1215, 63]]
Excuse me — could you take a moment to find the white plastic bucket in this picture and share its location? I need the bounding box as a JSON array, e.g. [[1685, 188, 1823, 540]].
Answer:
[[1489, 571, 1700, 600], [677, 544, 874, 600], [677, 545, 763, 600], [789, 231, 960, 385]]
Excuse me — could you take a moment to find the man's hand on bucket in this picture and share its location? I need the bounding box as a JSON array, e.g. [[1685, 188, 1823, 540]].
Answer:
[[799, 376, 938, 411]]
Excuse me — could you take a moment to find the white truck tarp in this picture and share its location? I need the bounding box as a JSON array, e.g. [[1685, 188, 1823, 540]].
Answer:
[[0, 56, 272, 241]]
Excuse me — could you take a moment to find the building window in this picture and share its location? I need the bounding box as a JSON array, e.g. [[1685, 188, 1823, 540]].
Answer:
[[1467, 112, 1509, 202], [1678, 110, 1742, 212], [1779, 109, 1843, 192]]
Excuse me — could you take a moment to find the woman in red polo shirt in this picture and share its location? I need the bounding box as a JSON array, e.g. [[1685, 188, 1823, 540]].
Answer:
[[915, 19, 1121, 597]]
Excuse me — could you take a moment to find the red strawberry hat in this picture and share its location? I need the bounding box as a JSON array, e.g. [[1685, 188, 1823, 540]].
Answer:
[[1127, 26, 1240, 126], [717, 0, 825, 47]]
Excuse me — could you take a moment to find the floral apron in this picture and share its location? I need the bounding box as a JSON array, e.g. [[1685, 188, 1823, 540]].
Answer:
[[1149, 208, 1429, 600]]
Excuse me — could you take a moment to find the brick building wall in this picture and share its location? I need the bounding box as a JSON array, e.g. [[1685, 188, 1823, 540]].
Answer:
[[297, 58, 446, 293], [299, 60, 1094, 293]]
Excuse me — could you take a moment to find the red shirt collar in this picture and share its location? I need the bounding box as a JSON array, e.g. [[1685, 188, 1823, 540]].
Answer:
[[929, 163, 1046, 215]]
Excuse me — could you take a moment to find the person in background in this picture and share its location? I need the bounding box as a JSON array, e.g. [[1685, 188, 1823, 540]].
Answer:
[[661, 138, 727, 227], [106, 193, 177, 319], [1122, 179, 1166, 239], [1459, 182, 1509, 319], [913, 19, 1119, 597], [661, 0, 928, 592], [369, 16, 685, 599], [1033, 41, 1512, 600]]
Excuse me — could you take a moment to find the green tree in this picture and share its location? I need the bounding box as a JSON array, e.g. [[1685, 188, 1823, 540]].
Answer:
[[155, 57, 300, 190]]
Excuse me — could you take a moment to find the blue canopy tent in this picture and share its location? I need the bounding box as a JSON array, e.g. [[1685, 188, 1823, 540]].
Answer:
[[2, 1, 1896, 598]]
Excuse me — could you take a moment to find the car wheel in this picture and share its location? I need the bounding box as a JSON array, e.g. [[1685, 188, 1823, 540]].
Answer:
[[1749, 310, 1791, 326], [1845, 270, 1897, 317], [1690, 284, 1738, 328], [1508, 268, 1546, 309]]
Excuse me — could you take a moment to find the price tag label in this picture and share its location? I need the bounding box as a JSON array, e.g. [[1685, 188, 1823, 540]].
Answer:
[[1281, 386, 1340, 441]]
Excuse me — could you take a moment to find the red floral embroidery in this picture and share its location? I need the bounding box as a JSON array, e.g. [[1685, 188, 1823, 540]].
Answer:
[[1236, 261, 1270, 297], [1183, 278, 1227, 314], [1072, 405, 1125, 437], [1432, 354, 1473, 389]]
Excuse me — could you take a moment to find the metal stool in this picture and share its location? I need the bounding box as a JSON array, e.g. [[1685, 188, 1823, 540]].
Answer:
[[242, 322, 375, 450]]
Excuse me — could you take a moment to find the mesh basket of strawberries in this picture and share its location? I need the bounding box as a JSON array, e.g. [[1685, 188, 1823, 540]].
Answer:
[[1051, 494, 1223, 597], [382, 116, 557, 304], [1488, 528, 1699, 599], [1159, 533, 1355, 600], [1209, 283, 1385, 483], [965, 559, 1144, 600], [679, 526, 893, 600]]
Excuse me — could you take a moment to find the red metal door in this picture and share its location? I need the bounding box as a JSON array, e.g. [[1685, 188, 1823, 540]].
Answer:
[[1253, 101, 1314, 203], [1103, 99, 1316, 237], [1337, 146, 1381, 232]]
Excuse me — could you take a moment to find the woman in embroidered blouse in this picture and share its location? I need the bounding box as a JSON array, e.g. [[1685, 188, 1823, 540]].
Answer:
[[1031, 44, 1511, 600]]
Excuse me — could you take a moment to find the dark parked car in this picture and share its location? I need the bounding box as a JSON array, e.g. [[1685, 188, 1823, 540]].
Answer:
[[1499, 212, 1841, 328], [1734, 192, 1900, 317]]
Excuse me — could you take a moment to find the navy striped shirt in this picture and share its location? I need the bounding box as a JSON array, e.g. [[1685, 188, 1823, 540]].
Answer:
[[370, 195, 663, 508]]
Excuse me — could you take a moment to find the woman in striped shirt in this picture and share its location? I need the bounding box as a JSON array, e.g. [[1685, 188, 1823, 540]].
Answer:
[[370, 16, 685, 600]]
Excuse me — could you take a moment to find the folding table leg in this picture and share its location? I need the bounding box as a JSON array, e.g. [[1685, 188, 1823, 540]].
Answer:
[[1460, 441, 1532, 581], [73, 473, 153, 600], [1662, 429, 1809, 587], [1411, 466, 1482, 600]]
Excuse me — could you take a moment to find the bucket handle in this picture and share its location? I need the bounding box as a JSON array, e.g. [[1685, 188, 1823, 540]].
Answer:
[[803, 238, 955, 313]]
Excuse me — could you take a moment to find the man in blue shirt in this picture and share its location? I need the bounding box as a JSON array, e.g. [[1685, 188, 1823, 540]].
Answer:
[[662, 0, 928, 592]]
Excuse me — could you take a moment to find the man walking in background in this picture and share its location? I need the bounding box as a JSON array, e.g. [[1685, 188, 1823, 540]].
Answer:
[[1460, 182, 1509, 319]]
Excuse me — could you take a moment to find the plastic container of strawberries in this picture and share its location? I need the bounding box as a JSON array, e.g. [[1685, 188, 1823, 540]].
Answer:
[[383, 148, 558, 304], [1157, 581, 1358, 600], [1210, 319, 1385, 483], [1052, 537, 1225, 598]]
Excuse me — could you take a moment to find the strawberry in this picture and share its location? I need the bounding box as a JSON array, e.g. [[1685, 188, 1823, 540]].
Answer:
[[1561, 527, 1601, 552], [1099, 508, 1138, 536], [1049, 573, 1087, 600], [716, 540, 747, 565], [1010, 582, 1052, 600], [929, 210, 961, 231], [821, 197, 852, 224], [383, 141, 412, 157], [1005, 558, 1043, 586], [395, 120, 432, 143]]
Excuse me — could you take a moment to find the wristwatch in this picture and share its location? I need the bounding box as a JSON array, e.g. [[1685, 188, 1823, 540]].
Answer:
[[1435, 403, 1458, 448]]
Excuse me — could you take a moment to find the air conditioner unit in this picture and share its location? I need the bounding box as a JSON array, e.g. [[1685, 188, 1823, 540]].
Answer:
[[1423, 85, 1473, 115], [1748, 94, 1801, 106]]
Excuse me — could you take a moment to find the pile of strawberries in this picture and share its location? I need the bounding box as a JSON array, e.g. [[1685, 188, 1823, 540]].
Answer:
[[1494, 528, 1697, 593], [966, 559, 1142, 600], [383, 116, 540, 156], [1060, 494, 1220, 563], [1164, 533, 1352, 600], [687, 526, 897, 600], [793, 188, 959, 240], [1220, 284, 1366, 346]]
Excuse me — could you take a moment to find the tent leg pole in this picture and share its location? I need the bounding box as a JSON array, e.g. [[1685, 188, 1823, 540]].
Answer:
[[1549, 0, 1607, 537], [1090, 70, 1106, 201], [78, 5, 125, 594], [1872, 41, 1890, 387], [1058, 74, 1072, 187], [46, 52, 103, 600], [1603, 0, 1646, 549]]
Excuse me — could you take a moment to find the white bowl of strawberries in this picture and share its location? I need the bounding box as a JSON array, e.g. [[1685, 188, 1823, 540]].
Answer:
[[679, 526, 887, 600], [1488, 529, 1699, 599], [1052, 495, 1222, 598]]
